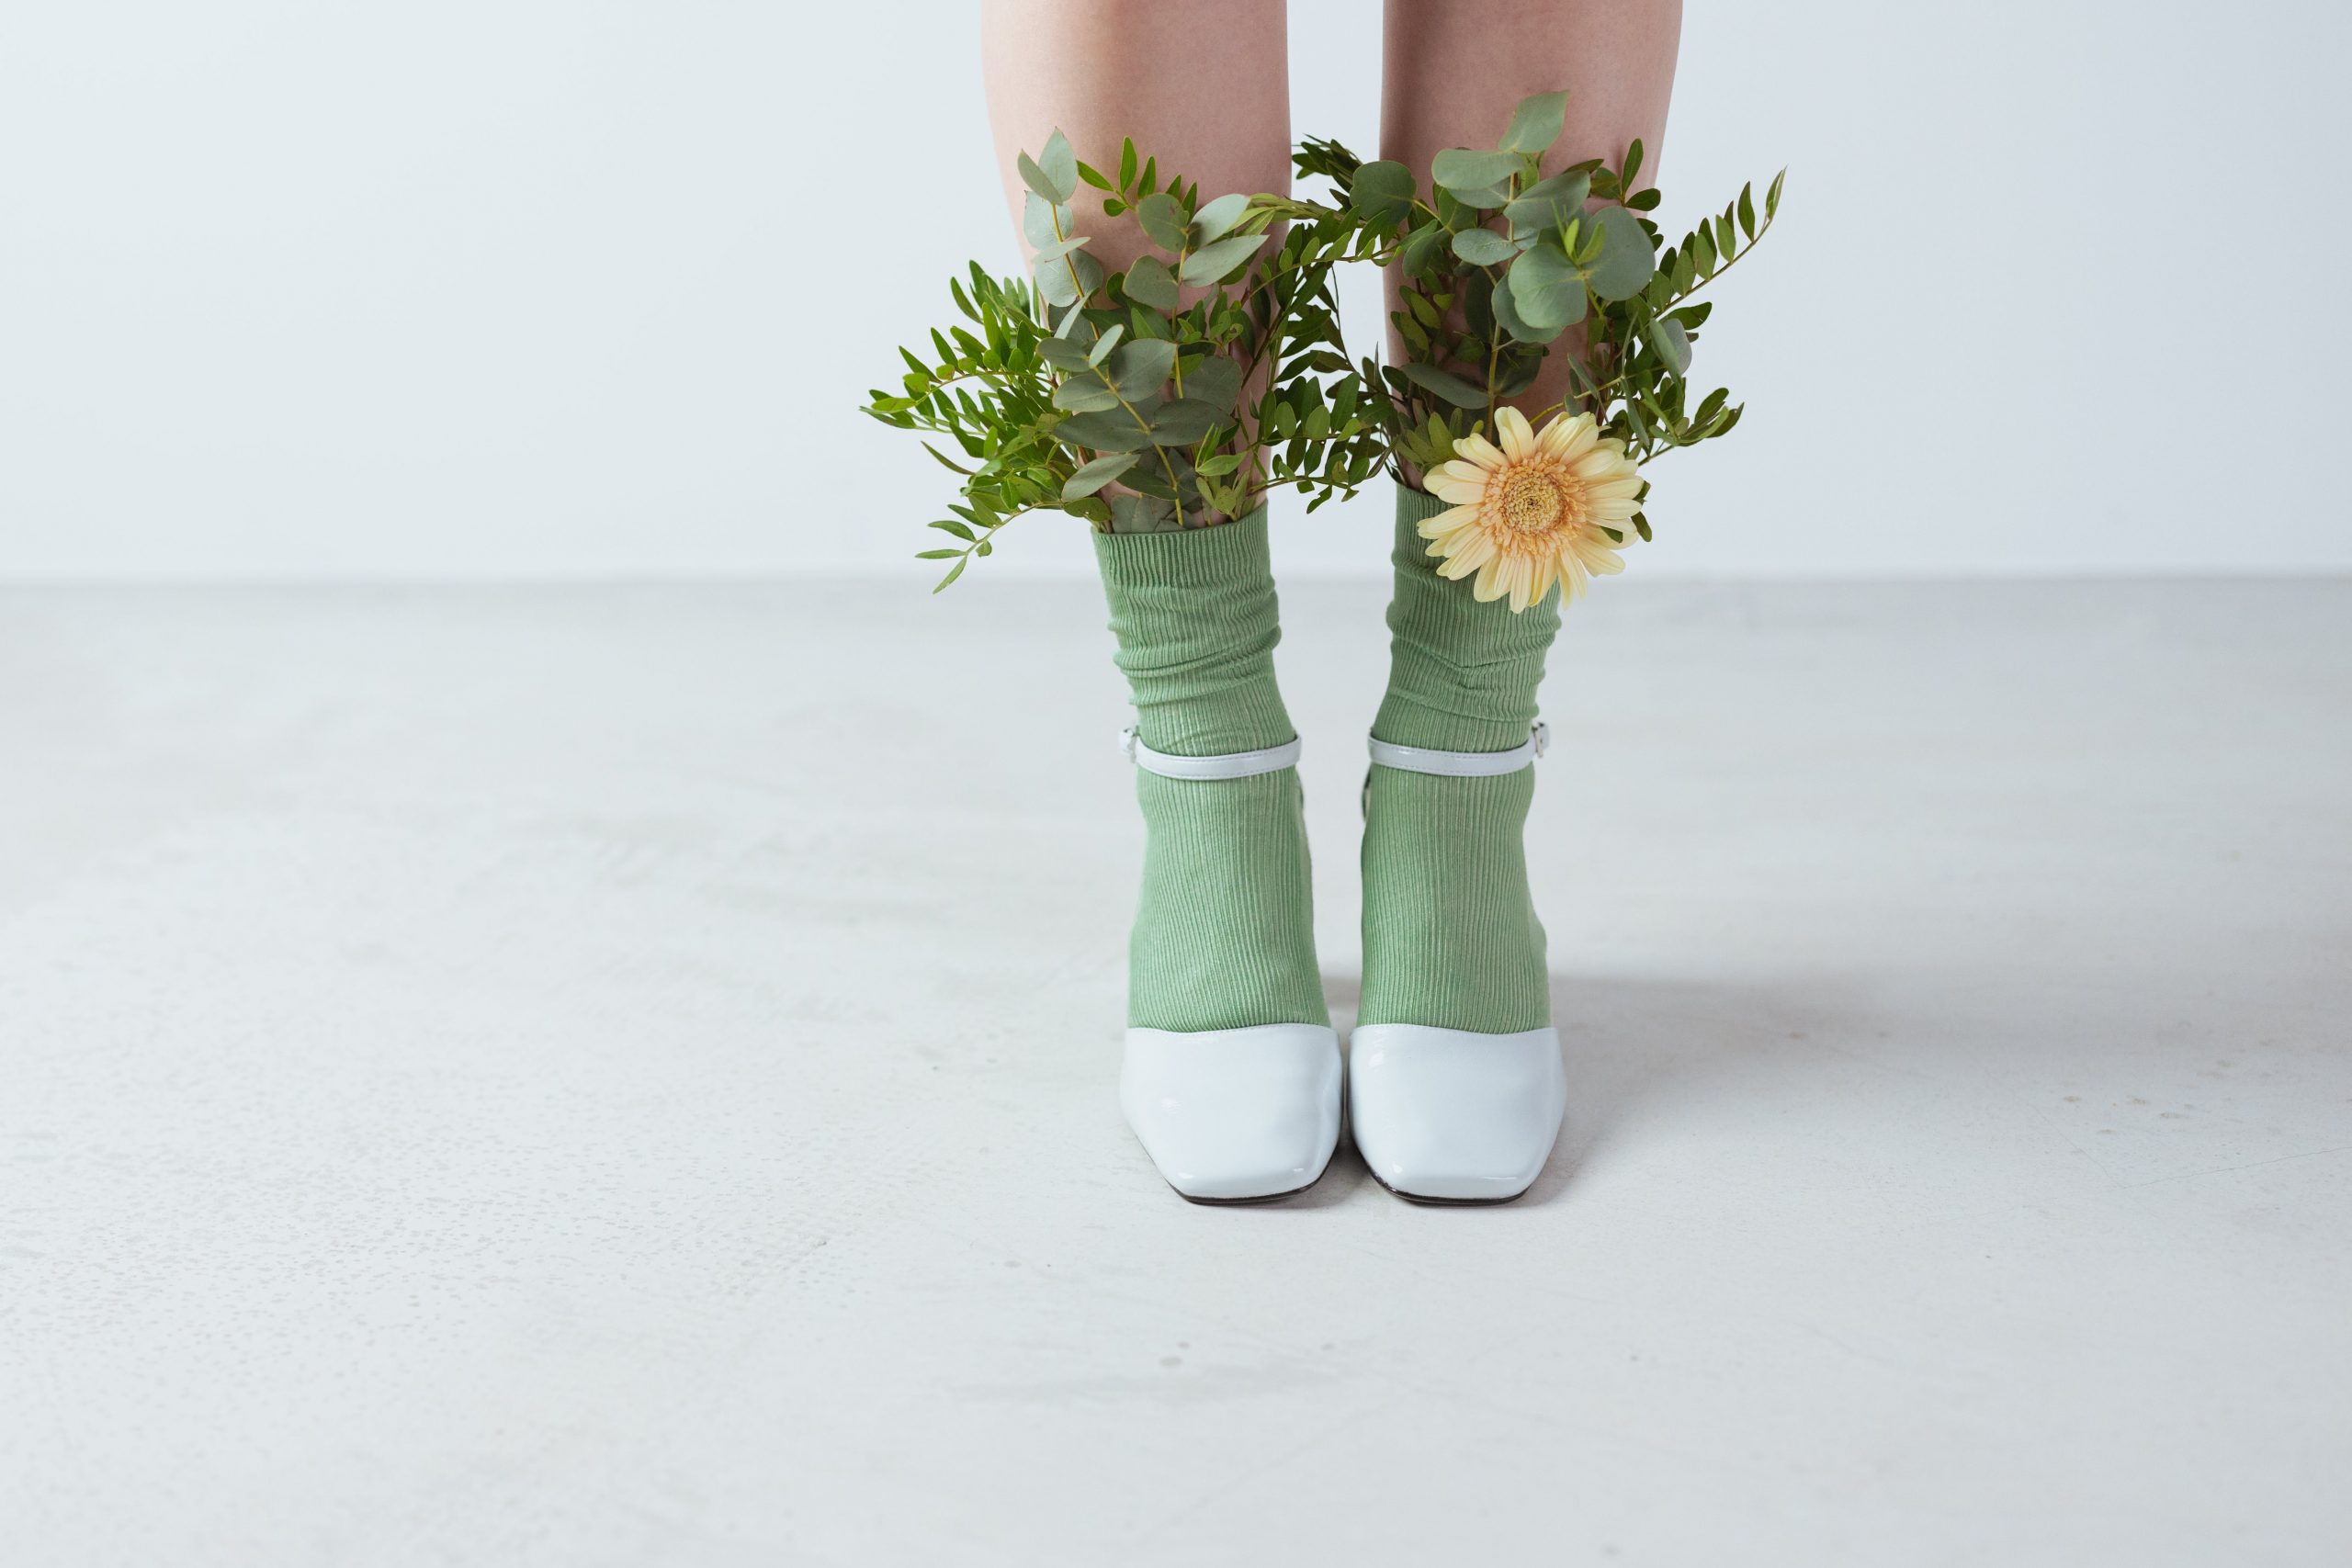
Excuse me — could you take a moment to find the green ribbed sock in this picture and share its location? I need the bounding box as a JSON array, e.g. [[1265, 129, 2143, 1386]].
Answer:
[[1360, 486, 1560, 1033], [1094, 509, 1329, 1033]]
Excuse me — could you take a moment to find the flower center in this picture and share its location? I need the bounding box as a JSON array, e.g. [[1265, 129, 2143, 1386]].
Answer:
[[1498, 468, 1566, 534]]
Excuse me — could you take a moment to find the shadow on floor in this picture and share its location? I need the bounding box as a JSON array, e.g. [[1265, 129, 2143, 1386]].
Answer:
[[1315, 967, 1895, 1210]]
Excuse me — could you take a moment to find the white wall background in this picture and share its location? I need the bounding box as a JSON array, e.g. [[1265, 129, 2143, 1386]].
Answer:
[[2, 1, 2346, 582]]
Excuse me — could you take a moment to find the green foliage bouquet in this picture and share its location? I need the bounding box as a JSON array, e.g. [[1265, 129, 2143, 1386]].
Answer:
[[864, 93, 1781, 606], [1283, 88, 1781, 528], [864, 131, 1386, 591]]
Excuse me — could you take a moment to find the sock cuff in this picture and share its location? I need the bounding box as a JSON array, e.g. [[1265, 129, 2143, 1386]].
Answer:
[[1375, 484, 1561, 753], [1091, 504, 1273, 592], [1094, 505, 1295, 758]]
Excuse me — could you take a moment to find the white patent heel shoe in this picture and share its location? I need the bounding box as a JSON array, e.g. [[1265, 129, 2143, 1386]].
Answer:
[[1352, 722, 1566, 1204], [1123, 1024, 1341, 1202], [1349, 1024, 1565, 1203], [1115, 726, 1342, 1204]]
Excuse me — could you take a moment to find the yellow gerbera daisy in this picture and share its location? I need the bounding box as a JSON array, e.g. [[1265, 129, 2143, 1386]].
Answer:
[[1419, 406, 1645, 612]]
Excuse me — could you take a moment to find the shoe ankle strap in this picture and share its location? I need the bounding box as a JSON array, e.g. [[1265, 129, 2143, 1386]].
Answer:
[[1120, 726, 1302, 781], [1367, 720, 1549, 777]]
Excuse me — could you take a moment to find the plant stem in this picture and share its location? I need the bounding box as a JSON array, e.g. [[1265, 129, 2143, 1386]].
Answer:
[[1669, 214, 1773, 303]]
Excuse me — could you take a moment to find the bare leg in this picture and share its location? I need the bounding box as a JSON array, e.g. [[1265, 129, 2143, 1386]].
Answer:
[[979, 1, 1292, 281], [1382, 0, 1683, 418], [979, 6, 1337, 1205]]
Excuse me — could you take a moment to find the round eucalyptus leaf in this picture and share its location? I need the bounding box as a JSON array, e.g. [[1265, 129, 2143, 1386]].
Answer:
[[1035, 257, 1080, 309], [1351, 161, 1416, 228], [1034, 248, 1103, 310], [1052, 377, 1122, 413], [1122, 255, 1180, 311], [1037, 130, 1079, 203], [1179, 233, 1265, 285], [1148, 398, 1227, 445], [1136, 193, 1189, 252], [1111, 338, 1178, 400], [1057, 408, 1155, 452], [1499, 91, 1571, 155], [1431, 148, 1522, 194], [1022, 193, 1070, 251], [1644, 315, 1692, 376], [1507, 241, 1588, 330], [1398, 220, 1448, 276], [1180, 355, 1244, 412], [1109, 493, 1180, 532], [1504, 171, 1589, 236], [1061, 452, 1137, 501], [1030, 235, 1090, 265], [1121, 460, 1178, 500], [1585, 205, 1657, 301], [1447, 182, 1513, 212], [1016, 152, 1063, 208], [1491, 275, 1566, 344], [1450, 227, 1521, 266], [1190, 192, 1250, 244]]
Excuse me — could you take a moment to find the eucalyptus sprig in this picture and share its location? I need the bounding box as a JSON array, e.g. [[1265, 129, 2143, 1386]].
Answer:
[[864, 131, 1386, 591], [1284, 89, 1782, 542]]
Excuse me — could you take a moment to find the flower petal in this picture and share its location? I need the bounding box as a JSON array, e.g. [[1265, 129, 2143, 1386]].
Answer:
[[1447, 531, 1499, 570], [1524, 555, 1559, 608], [1536, 412, 1592, 460], [1452, 433, 1507, 471], [1572, 448, 1634, 481], [1554, 422, 1600, 463], [1572, 535, 1626, 575], [1495, 405, 1535, 462], [1426, 468, 1490, 504]]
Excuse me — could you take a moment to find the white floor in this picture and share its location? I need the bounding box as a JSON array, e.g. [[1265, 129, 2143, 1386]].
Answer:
[[4, 575, 2349, 1567]]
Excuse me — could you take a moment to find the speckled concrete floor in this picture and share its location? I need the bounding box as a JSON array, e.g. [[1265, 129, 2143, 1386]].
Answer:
[[4, 576, 2348, 1566]]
